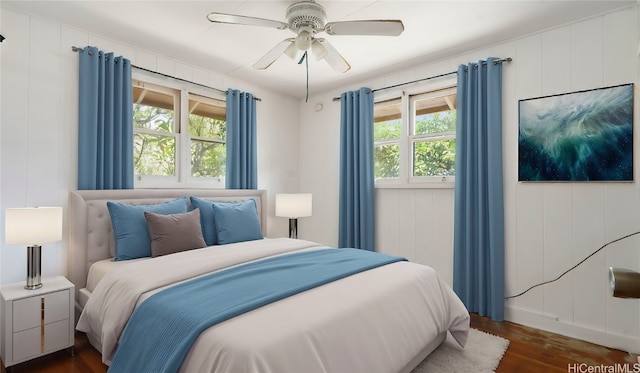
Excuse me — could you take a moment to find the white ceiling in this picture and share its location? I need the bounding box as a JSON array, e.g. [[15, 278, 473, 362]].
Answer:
[[2, 1, 635, 98]]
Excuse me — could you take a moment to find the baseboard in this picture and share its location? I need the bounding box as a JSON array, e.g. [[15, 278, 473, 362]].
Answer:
[[505, 305, 640, 354]]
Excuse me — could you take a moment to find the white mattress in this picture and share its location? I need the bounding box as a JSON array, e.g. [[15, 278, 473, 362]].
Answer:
[[77, 238, 470, 372], [86, 258, 146, 292], [79, 257, 147, 309]]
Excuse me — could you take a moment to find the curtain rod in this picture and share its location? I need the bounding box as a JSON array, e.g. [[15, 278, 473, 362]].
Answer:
[[71, 46, 262, 101], [332, 57, 512, 101]]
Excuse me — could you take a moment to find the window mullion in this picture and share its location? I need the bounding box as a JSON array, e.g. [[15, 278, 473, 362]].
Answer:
[[178, 90, 189, 182], [374, 138, 399, 147], [190, 136, 225, 145], [413, 132, 456, 141], [133, 128, 171, 136], [399, 93, 410, 183]]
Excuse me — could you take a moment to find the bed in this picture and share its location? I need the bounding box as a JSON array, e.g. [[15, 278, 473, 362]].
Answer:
[[69, 189, 469, 373]]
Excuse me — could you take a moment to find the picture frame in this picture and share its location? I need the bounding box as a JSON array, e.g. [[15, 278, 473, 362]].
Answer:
[[518, 83, 634, 182]]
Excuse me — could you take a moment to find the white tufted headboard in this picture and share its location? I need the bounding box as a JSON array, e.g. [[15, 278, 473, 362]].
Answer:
[[68, 189, 267, 300]]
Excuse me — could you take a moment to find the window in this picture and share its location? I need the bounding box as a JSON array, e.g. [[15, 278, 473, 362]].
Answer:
[[188, 94, 226, 178], [374, 85, 457, 186], [132, 78, 226, 187]]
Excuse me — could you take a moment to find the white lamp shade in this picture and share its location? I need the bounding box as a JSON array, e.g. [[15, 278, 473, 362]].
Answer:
[[276, 194, 312, 218], [5, 207, 63, 245]]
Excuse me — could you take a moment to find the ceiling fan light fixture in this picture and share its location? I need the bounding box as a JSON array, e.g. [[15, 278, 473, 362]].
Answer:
[[295, 30, 312, 51], [284, 41, 299, 59], [311, 39, 327, 60]]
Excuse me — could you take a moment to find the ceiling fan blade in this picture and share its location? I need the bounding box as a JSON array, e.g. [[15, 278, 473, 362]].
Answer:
[[315, 39, 350, 73], [207, 12, 288, 30], [253, 38, 295, 70], [324, 20, 404, 36]]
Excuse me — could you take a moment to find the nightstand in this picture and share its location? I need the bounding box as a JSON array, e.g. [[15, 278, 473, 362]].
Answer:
[[0, 276, 74, 370]]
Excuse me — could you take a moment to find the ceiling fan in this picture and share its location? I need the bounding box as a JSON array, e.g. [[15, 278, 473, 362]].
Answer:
[[207, 0, 404, 73]]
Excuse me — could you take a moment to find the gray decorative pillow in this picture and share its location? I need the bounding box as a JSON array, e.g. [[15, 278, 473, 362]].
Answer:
[[144, 208, 206, 257]]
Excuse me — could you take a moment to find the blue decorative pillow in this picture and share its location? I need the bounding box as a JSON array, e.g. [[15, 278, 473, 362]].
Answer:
[[107, 198, 188, 261], [190, 197, 224, 246], [211, 199, 263, 245]]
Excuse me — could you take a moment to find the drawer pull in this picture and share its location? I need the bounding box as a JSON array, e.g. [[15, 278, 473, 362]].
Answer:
[[41, 297, 45, 353]]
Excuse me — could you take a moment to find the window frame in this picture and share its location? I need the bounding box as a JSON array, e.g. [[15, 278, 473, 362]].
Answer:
[[132, 70, 227, 189], [374, 77, 457, 189]]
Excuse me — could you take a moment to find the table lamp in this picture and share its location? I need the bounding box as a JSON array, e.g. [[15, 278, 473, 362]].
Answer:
[[609, 267, 640, 298], [5, 207, 63, 289], [276, 193, 312, 239]]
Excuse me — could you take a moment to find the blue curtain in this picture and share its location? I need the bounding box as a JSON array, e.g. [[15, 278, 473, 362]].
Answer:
[[78, 46, 133, 190], [339, 87, 375, 251], [453, 58, 505, 320], [225, 89, 257, 189]]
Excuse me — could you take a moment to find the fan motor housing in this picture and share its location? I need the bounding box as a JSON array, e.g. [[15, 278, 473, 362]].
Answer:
[[286, 1, 327, 32]]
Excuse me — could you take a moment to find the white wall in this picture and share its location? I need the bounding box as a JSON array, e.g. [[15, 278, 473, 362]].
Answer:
[[299, 5, 640, 353], [0, 8, 300, 285]]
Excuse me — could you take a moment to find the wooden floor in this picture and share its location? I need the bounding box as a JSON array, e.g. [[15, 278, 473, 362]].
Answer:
[[471, 313, 635, 372], [1, 313, 635, 372]]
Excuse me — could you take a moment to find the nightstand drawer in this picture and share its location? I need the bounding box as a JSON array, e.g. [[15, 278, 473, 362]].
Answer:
[[13, 289, 69, 332], [13, 319, 70, 362]]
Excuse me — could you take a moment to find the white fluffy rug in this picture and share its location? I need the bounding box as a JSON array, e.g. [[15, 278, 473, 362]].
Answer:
[[412, 328, 510, 373]]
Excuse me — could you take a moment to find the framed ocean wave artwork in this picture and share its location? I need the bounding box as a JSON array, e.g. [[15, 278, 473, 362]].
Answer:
[[518, 83, 634, 182]]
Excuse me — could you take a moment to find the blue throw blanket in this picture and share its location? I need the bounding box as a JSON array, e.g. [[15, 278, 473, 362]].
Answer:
[[109, 248, 406, 373]]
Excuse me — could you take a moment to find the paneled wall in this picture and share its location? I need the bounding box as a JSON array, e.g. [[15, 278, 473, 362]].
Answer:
[[0, 8, 301, 284], [299, 5, 640, 353], [375, 189, 455, 284]]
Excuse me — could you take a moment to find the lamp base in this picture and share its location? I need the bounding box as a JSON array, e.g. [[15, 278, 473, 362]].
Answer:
[[25, 245, 42, 290], [609, 267, 640, 298], [289, 218, 298, 239]]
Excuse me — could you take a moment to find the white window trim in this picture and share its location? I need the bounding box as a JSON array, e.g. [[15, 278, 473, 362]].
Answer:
[[374, 76, 457, 189], [132, 70, 227, 189]]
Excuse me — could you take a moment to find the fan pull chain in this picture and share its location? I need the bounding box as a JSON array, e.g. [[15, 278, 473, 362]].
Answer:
[[298, 51, 309, 103]]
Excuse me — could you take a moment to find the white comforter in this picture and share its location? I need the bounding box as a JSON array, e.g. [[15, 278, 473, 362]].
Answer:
[[77, 238, 470, 373]]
